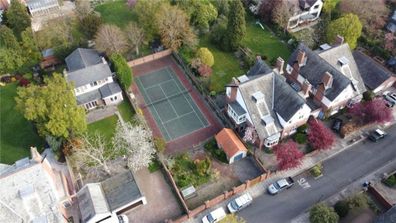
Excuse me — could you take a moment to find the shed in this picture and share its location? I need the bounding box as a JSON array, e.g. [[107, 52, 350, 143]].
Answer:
[[215, 128, 248, 164]]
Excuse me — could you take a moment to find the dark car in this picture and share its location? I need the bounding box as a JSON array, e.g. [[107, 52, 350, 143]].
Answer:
[[368, 129, 387, 142], [332, 118, 343, 132]]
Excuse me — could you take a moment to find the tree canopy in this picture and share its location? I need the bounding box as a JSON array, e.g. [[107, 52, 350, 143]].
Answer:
[[307, 118, 335, 151], [95, 24, 128, 55], [5, 0, 31, 39], [135, 0, 164, 40], [223, 0, 246, 51], [326, 13, 362, 49], [110, 53, 133, 91], [309, 203, 339, 223], [273, 140, 304, 170], [0, 25, 25, 73], [80, 13, 102, 39], [197, 47, 214, 67], [125, 22, 145, 56], [15, 73, 87, 139], [349, 98, 393, 124]]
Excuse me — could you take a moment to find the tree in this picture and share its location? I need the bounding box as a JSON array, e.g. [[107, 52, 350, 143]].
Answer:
[[322, 0, 339, 15], [0, 48, 25, 74], [211, 0, 230, 16], [349, 98, 393, 124], [15, 73, 87, 139], [258, 0, 279, 22], [135, 0, 163, 40], [20, 28, 41, 65], [219, 214, 246, 223], [0, 25, 20, 49], [347, 194, 369, 209], [309, 203, 339, 223], [243, 126, 257, 143], [326, 13, 362, 49], [155, 4, 197, 51], [272, 0, 293, 32], [95, 24, 128, 55], [223, 0, 246, 51], [72, 133, 121, 175], [196, 48, 214, 67], [334, 200, 349, 218], [210, 15, 228, 45], [5, 0, 31, 39], [339, 0, 388, 38], [124, 22, 145, 56], [188, 1, 218, 31], [384, 33, 395, 51], [307, 118, 336, 151], [273, 141, 304, 170], [112, 121, 156, 172], [75, 0, 93, 19], [110, 53, 133, 90], [80, 13, 102, 39]]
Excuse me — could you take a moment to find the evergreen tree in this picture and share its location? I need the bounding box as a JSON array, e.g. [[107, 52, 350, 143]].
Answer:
[[223, 0, 245, 51], [0, 25, 20, 49], [5, 0, 31, 39], [20, 28, 41, 65], [0, 25, 25, 73]]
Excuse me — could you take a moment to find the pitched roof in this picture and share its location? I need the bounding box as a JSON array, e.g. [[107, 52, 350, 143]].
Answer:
[[65, 48, 102, 72], [288, 43, 351, 101], [318, 44, 366, 95], [76, 82, 122, 104], [215, 128, 247, 158], [66, 63, 112, 88], [247, 57, 273, 78], [99, 82, 122, 98], [77, 183, 110, 223], [353, 50, 394, 90]]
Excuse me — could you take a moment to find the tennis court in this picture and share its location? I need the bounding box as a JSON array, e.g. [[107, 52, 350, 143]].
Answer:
[[136, 67, 209, 141]]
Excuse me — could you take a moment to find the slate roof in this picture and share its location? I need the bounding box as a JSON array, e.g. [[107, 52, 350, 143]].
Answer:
[[65, 48, 102, 72], [76, 89, 102, 105], [99, 82, 122, 98], [288, 43, 351, 101], [101, 171, 143, 211], [66, 63, 112, 88], [229, 101, 246, 116], [77, 184, 110, 223], [318, 44, 366, 95], [353, 51, 394, 90], [246, 57, 272, 79]]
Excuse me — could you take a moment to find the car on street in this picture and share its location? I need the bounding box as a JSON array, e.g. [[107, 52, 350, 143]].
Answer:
[[227, 193, 253, 213], [267, 177, 294, 195], [202, 207, 226, 223], [332, 118, 343, 132], [368, 129, 387, 142]]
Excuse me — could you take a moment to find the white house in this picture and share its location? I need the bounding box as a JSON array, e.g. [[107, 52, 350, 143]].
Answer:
[[65, 48, 124, 111], [287, 0, 323, 30], [225, 57, 311, 148]]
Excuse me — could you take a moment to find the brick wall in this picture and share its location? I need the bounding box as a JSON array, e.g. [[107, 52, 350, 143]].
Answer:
[[128, 49, 172, 67]]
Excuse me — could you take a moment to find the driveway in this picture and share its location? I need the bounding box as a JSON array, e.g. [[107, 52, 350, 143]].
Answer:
[[233, 156, 263, 182], [125, 168, 183, 223], [239, 124, 396, 223]]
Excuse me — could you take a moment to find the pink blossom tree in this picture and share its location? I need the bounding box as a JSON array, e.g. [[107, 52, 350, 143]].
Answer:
[[307, 118, 336, 151], [273, 141, 304, 170], [384, 33, 394, 51], [243, 126, 257, 143], [349, 98, 393, 124]]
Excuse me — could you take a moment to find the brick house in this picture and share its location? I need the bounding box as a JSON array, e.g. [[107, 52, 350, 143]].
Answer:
[[225, 57, 311, 148], [284, 37, 366, 117]]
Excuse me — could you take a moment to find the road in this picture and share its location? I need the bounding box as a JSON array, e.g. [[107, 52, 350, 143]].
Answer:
[[239, 125, 396, 223]]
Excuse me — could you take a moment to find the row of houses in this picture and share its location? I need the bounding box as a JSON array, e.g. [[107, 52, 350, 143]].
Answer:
[[225, 36, 395, 148]]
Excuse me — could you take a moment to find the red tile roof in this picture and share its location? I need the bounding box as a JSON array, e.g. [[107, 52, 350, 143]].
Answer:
[[215, 128, 247, 158]]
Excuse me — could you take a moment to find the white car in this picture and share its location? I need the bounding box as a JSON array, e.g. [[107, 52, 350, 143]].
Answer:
[[202, 207, 226, 223], [118, 215, 129, 223], [227, 193, 253, 213]]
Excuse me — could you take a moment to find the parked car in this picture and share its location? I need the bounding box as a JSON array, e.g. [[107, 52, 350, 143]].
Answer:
[[202, 207, 226, 223], [118, 215, 129, 223], [368, 129, 387, 142], [267, 177, 294, 195], [385, 100, 394, 108], [383, 91, 396, 104], [332, 118, 343, 132], [227, 193, 253, 213]]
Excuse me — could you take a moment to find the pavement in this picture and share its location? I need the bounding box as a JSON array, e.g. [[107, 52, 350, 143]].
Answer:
[[86, 105, 118, 123], [186, 124, 396, 223]]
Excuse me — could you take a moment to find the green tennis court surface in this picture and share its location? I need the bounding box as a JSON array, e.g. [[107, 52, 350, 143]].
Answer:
[[136, 67, 209, 141]]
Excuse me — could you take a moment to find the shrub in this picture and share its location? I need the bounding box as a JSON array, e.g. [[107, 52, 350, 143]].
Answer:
[[204, 138, 228, 163], [18, 78, 30, 87], [383, 174, 396, 187], [154, 137, 166, 153], [294, 133, 307, 144], [148, 159, 161, 173], [310, 203, 339, 223], [0, 76, 12, 83], [110, 53, 133, 90], [195, 157, 211, 176], [363, 90, 375, 101], [347, 194, 369, 209], [196, 47, 214, 67], [310, 164, 323, 177], [297, 124, 308, 133], [334, 200, 349, 218], [198, 64, 213, 77]]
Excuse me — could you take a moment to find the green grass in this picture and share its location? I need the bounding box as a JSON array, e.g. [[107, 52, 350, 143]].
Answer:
[[117, 100, 135, 123], [242, 14, 291, 62], [199, 36, 245, 92], [95, 0, 138, 28], [0, 83, 45, 164], [87, 115, 118, 141]]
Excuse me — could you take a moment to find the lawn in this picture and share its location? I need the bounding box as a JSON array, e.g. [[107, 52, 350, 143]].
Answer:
[[95, 0, 138, 28], [0, 83, 45, 164], [87, 115, 118, 141], [242, 14, 291, 63], [117, 100, 135, 123]]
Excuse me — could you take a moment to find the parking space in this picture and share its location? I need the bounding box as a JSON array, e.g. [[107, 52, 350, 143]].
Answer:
[[232, 156, 263, 183], [125, 168, 183, 223]]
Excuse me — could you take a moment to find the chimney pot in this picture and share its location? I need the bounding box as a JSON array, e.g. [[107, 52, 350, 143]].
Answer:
[[297, 50, 306, 67], [302, 81, 311, 98], [276, 57, 285, 74]]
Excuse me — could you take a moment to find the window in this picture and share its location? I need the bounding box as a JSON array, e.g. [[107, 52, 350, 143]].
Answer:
[[90, 81, 98, 87], [110, 97, 113, 101], [114, 96, 117, 100]]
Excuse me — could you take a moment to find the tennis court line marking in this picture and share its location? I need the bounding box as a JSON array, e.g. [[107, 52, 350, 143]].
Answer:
[[136, 67, 173, 87], [137, 77, 171, 140], [158, 84, 179, 119], [165, 68, 207, 128], [162, 111, 195, 125], [144, 79, 175, 91]]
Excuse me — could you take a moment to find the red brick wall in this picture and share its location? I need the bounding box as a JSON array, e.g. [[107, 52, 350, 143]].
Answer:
[[127, 49, 172, 67]]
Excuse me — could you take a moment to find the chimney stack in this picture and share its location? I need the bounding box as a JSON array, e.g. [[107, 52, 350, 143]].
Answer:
[[335, 35, 344, 45], [275, 57, 284, 75], [297, 50, 307, 67], [322, 71, 333, 90], [302, 80, 311, 98]]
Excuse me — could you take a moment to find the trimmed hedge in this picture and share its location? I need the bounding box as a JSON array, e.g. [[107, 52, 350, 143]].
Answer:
[[110, 53, 133, 90], [334, 200, 349, 218]]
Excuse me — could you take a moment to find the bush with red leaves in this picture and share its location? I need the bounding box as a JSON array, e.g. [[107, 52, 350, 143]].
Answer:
[[307, 118, 336, 151], [349, 98, 393, 124], [198, 64, 213, 77], [18, 78, 30, 87], [273, 140, 304, 170]]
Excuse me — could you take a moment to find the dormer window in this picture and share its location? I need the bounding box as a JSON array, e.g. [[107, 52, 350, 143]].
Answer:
[[338, 56, 349, 66], [252, 91, 265, 103], [261, 114, 274, 126]]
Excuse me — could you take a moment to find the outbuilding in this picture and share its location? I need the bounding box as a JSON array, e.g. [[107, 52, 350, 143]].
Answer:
[[215, 128, 248, 164]]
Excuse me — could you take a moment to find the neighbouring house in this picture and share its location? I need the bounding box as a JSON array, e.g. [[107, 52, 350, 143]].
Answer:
[[65, 48, 123, 110], [40, 48, 61, 69], [353, 50, 396, 94], [386, 10, 396, 33], [0, 147, 73, 223], [226, 57, 311, 148], [77, 171, 146, 223], [374, 205, 396, 223], [215, 128, 248, 164], [285, 37, 366, 117]]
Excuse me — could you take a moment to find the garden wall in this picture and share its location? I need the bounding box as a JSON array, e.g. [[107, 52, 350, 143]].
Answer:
[[127, 49, 172, 67], [368, 186, 393, 210]]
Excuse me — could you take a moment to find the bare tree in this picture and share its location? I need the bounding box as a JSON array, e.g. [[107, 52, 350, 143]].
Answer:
[[112, 121, 156, 172], [75, 0, 93, 19], [155, 4, 197, 51], [72, 133, 121, 175], [95, 24, 128, 55], [124, 22, 145, 56], [272, 1, 293, 32]]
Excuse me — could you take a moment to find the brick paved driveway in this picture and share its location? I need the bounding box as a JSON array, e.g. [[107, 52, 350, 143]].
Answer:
[[125, 168, 183, 223]]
